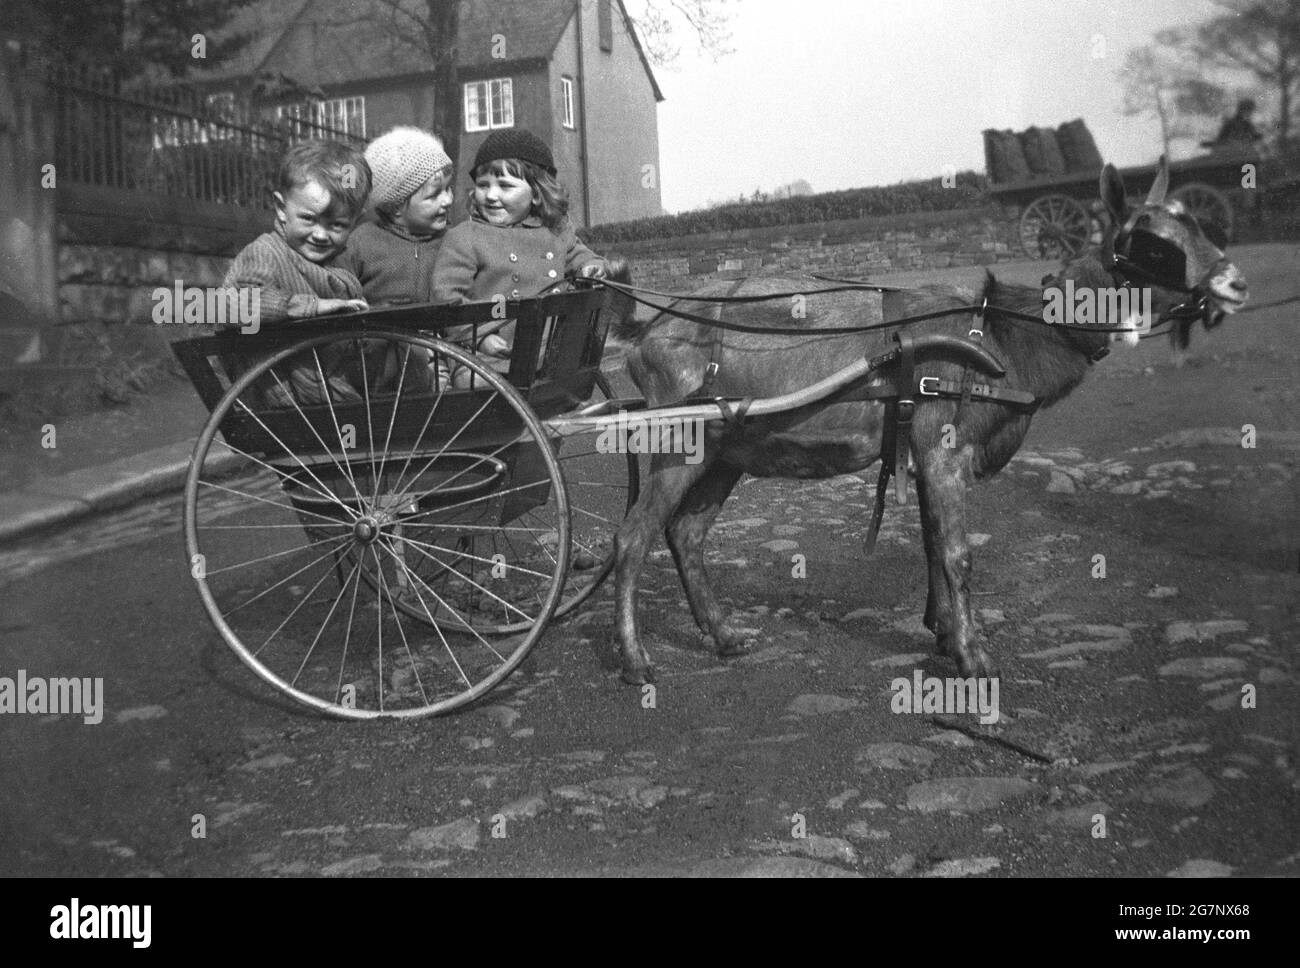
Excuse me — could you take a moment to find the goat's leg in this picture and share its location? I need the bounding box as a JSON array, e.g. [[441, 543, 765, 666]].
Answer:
[[664, 460, 746, 656], [916, 471, 949, 635], [916, 446, 995, 678], [613, 455, 714, 684]]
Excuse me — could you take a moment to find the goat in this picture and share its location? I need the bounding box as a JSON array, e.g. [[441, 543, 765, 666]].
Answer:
[[609, 161, 1248, 684]]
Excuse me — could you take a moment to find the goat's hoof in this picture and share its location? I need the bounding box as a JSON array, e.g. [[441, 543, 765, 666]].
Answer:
[[620, 662, 656, 686], [713, 625, 760, 657], [715, 637, 752, 658], [956, 649, 999, 680]]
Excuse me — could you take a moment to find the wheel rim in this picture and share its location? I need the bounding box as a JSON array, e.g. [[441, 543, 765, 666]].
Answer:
[[1019, 194, 1091, 259], [184, 331, 569, 719], [1170, 183, 1234, 241], [552, 371, 639, 619]]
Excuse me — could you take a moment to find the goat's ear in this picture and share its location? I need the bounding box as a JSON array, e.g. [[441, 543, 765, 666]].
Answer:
[[1145, 156, 1170, 206], [1100, 163, 1127, 223]]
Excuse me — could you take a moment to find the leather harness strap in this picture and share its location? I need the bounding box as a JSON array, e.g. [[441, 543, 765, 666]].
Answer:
[[679, 277, 753, 425], [956, 297, 986, 424], [861, 326, 1040, 555], [893, 333, 916, 506], [865, 332, 912, 554]]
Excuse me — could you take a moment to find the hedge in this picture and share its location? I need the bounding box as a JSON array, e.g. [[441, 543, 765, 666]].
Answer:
[[582, 171, 992, 244]]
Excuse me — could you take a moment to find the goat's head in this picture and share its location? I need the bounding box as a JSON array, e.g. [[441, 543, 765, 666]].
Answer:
[[1099, 160, 1248, 345]]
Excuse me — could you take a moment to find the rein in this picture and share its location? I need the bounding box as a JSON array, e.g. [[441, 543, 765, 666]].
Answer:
[[587, 244, 1218, 556], [592, 275, 1182, 340]]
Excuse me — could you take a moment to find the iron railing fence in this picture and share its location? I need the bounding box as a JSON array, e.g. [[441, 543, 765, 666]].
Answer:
[[42, 57, 367, 210]]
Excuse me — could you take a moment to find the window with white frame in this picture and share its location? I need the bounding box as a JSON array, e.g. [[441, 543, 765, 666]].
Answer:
[[561, 76, 575, 129], [276, 96, 367, 140], [464, 78, 514, 131]]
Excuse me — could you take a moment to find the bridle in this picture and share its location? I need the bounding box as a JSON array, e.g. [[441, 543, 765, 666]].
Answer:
[[1103, 205, 1224, 325]]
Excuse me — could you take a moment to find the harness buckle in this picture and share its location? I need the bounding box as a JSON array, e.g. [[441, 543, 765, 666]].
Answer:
[[970, 296, 987, 339], [897, 398, 915, 420], [919, 376, 939, 397], [704, 361, 719, 379]]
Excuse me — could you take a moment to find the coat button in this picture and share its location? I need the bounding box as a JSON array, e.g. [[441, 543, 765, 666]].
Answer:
[[511, 289, 519, 297], [545, 252, 554, 260], [509, 253, 518, 262], [512, 273, 520, 282], [548, 269, 558, 278]]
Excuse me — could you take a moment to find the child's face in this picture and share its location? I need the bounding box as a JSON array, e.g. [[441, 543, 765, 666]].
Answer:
[[274, 178, 356, 263], [395, 173, 454, 235], [474, 169, 536, 226]]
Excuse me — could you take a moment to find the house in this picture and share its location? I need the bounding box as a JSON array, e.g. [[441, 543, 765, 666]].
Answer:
[[203, 0, 664, 227]]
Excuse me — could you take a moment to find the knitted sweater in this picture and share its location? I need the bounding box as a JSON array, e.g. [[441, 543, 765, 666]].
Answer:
[[336, 220, 444, 306], [221, 231, 365, 406], [221, 231, 363, 321]]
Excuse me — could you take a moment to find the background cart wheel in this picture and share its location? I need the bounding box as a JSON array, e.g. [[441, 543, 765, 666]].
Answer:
[[1018, 193, 1093, 259], [551, 371, 639, 619], [184, 330, 570, 719], [1169, 182, 1234, 241]]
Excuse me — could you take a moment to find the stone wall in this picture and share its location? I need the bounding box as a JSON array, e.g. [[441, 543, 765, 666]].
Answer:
[[596, 206, 1023, 292]]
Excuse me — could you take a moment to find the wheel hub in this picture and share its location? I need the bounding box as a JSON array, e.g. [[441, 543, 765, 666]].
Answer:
[[352, 517, 382, 544]]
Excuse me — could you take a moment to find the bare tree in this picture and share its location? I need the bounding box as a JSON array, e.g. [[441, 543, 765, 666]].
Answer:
[[1156, 0, 1300, 150], [1119, 44, 1219, 157], [623, 0, 734, 65]]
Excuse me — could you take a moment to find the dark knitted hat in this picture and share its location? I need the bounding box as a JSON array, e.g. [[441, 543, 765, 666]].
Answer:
[[472, 128, 556, 178]]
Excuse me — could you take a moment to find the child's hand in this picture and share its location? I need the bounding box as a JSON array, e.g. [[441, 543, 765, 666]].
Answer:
[[477, 333, 510, 357], [317, 298, 369, 315]]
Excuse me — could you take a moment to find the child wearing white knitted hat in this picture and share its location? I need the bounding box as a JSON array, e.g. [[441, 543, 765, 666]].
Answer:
[[338, 126, 455, 387]]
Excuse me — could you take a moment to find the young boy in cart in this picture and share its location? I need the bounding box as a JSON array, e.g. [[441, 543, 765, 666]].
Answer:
[[222, 139, 372, 407]]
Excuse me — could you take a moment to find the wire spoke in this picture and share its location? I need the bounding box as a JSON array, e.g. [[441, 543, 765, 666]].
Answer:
[[224, 534, 355, 616], [225, 388, 362, 520]]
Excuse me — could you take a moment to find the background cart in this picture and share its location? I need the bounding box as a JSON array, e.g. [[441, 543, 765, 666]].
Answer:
[[984, 120, 1257, 258]]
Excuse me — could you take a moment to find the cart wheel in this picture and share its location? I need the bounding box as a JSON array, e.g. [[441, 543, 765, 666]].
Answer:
[[1169, 182, 1234, 242], [1019, 194, 1092, 259], [184, 330, 569, 719], [552, 371, 639, 618]]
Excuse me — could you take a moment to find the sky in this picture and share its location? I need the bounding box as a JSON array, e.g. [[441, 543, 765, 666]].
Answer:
[[650, 0, 1237, 212]]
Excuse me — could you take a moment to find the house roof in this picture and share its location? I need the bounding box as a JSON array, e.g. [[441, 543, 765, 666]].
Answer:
[[201, 0, 655, 92]]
